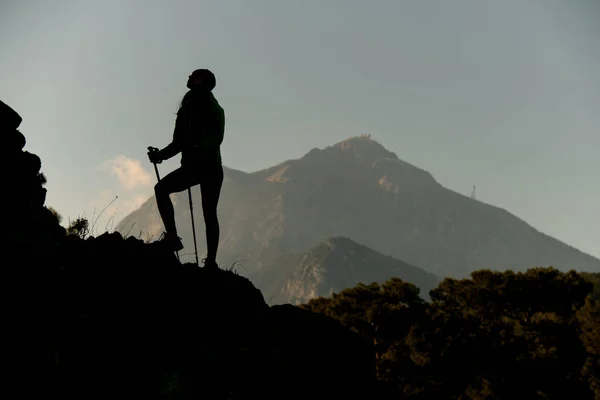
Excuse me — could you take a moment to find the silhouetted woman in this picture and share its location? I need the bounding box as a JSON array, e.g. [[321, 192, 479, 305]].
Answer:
[[148, 69, 225, 269]]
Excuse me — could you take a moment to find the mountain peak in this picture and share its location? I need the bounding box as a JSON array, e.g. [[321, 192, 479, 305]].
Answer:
[[332, 134, 398, 160], [322, 236, 363, 250], [302, 134, 398, 165]]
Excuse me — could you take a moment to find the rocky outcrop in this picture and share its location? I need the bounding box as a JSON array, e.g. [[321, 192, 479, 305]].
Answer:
[[3, 99, 66, 399]]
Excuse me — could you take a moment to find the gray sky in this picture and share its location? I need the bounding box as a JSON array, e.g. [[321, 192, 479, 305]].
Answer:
[[2, 0, 599, 258]]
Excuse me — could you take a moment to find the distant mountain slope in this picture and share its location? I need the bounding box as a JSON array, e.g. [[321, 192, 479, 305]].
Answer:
[[257, 236, 440, 305], [116, 135, 600, 279]]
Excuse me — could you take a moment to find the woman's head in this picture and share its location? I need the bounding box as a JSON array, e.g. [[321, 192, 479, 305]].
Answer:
[[187, 69, 216, 91]]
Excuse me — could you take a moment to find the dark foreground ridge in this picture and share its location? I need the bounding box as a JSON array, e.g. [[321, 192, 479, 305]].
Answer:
[[3, 99, 375, 399], [54, 233, 375, 398]]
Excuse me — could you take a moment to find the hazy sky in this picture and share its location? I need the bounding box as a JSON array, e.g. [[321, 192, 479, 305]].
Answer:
[[2, 0, 599, 258]]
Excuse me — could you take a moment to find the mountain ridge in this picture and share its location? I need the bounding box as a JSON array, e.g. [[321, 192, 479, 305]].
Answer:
[[116, 134, 600, 283]]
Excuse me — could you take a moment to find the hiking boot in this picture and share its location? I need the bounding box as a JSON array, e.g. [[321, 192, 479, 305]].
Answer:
[[157, 232, 184, 252], [202, 258, 219, 270]]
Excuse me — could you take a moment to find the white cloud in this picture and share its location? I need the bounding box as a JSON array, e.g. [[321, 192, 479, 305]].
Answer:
[[99, 155, 152, 191]]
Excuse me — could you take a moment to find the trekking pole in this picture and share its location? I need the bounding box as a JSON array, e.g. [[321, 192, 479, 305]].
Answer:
[[152, 162, 160, 181], [148, 147, 161, 180], [147, 147, 180, 262], [188, 187, 199, 266]]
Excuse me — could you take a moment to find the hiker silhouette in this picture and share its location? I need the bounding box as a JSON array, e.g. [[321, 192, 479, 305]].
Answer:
[[147, 69, 225, 268]]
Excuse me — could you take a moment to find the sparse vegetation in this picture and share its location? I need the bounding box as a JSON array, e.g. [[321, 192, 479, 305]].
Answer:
[[66, 216, 90, 238], [303, 268, 600, 398]]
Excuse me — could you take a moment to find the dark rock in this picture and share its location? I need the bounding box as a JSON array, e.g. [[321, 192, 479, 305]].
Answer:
[[7, 129, 26, 152], [0, 99, 22, 131], [22, 151, 42, 176]]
